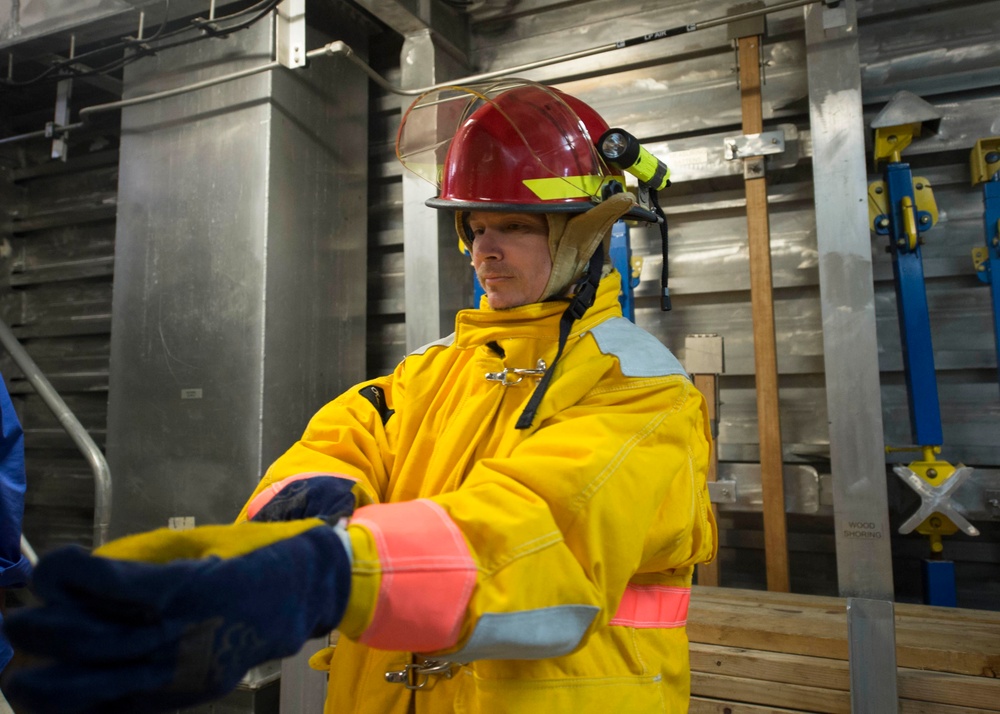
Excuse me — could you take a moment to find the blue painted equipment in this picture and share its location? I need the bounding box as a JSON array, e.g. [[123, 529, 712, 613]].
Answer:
[[869, 91, 980, 604], [870, 162, 943, 446], [609, 221, 641, 321], [922, 559, 957, 608], [970, 138, 1000, 390], [868, 91, 943, 447]]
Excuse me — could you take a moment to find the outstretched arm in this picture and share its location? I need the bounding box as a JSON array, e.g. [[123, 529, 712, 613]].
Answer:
[[4, 519, 352, 714]]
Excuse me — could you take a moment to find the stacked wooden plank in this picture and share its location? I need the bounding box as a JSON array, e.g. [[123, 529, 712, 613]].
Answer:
[[687, 586, 1000, 713]]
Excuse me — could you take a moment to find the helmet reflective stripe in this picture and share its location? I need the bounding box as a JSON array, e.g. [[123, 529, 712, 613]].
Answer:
[[522, 175, 604, 201]]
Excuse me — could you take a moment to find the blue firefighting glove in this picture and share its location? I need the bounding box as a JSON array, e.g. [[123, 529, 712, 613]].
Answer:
[[3, 518, 351, 714], [248, 474, 358, 522]]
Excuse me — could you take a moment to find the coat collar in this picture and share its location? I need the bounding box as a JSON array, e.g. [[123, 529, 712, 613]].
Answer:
[[453, 271, 624, 349]]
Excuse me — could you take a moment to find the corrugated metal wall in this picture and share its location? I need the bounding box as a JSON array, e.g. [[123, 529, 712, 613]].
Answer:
[[364, 0, 1000, 606], [1, 0, 996, 606], [0, 134, 119, 551]]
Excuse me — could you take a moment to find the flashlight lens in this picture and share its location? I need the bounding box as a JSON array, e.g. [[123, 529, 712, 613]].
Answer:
[[601, 132, 629, 160]]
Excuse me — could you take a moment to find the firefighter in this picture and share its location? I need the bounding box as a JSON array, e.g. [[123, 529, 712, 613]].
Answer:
[[5, 81, 716, 714]]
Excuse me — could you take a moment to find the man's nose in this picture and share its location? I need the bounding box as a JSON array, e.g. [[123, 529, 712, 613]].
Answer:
[[474, 230, 502, 259]]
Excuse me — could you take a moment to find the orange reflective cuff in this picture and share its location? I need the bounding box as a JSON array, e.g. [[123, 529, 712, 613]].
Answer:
[[244, 472, 360, 520], [609, 585, 690, 629], [351, 500, 477, 652]]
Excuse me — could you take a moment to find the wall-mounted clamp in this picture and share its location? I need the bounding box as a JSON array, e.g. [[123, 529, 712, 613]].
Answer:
[[724, 128, 788, 179]]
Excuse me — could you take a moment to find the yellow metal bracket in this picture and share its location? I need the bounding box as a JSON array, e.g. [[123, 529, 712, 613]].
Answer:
[[867, 177, 938, 240], [973, 245, 989, 274], [873, 123, 922, 168], [631, 256, 643, 281], [901, 196, 918, 250], [906, 456, 959, 552], [970, 136, 1000, 186]]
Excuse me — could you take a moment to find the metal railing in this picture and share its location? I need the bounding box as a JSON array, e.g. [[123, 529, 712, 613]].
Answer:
[[0, 318, 111, 548]]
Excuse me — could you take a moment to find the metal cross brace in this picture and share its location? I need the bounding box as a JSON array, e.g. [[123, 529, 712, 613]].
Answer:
[[893, 464, 980, 536]]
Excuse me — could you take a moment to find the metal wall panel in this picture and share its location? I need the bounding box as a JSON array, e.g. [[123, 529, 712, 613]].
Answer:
[[457, 0, 1000, 468], [1, 141, 119, 552], [359, 0, 1000, 602], [107, 16, 368, 536]]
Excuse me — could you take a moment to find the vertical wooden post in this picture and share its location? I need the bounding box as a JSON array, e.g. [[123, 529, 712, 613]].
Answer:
[[694, 371, 721, 587], [687, 333, 724, 588], [738, 34, 790, 593]]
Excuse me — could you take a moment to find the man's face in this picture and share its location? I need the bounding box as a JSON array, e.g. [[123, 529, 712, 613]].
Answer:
[[469, 211, 552, 310]]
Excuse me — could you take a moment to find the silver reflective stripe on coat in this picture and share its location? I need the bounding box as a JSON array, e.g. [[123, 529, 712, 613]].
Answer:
[[408, 333, 456, 356], [589, 318, 687, 378], [448, 605, 599, 664]]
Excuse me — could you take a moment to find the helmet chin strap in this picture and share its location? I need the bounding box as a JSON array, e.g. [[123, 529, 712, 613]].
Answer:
[[515, 242, 605, 430]]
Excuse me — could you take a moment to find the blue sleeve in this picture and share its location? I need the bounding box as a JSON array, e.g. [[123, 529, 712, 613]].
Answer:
[[0, 375, 29, 589]]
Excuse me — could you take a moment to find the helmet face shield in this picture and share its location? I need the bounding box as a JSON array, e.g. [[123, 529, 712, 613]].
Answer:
[[397, 80, 618, 213]]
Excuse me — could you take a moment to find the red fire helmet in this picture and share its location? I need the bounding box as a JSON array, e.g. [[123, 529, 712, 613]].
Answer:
[[397, 80, 650, 219]]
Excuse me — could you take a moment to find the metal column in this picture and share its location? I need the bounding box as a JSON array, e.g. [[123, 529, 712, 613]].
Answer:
[[804, 0, 898, 709], [108, 18, 368, 536], [400, 29, 471, 350]]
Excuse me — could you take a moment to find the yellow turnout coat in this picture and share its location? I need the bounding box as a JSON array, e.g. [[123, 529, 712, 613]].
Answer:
[[239, 272, 717, 713]]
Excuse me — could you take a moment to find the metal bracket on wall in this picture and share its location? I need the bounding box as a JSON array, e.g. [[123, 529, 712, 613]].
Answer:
[[728, 1, 768, 88], [724, 127, 800, 178], [724, 129, 786, 160], [50, 34, 75, 161], [708, 463, 822, 515], [708, 480, 737, 504], [276, 0, 306, 69]]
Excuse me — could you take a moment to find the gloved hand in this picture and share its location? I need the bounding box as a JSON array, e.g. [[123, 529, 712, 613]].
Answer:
[[247, 473, 358, 522], [3, 518, 351, 714]]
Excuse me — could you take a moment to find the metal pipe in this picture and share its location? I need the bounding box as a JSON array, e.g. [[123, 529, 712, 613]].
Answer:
[[324, 0, 822, 97], [0, 122, 83, 146], [697, 0, 819, 30], [0, 319, 111, 548], [78, 60, 281, 119], [8, 0, 823, 137]]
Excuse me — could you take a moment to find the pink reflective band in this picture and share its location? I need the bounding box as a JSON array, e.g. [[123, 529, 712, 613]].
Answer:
[[352, 500, 477, 652], [245, 472, 359, 520], [609, 585, 690, 629]]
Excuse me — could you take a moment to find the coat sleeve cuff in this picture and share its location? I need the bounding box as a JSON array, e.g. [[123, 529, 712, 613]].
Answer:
[[344, 500, 477, 652]]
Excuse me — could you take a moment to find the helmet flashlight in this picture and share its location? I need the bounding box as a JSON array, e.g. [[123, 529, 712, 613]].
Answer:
[[598, 128, 671, 191]]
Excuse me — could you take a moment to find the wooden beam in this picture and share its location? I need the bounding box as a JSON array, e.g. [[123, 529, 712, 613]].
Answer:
[[690, 643, 849, 691], [690, 700, 806, 714], [737, 32, 789, 592], [690, 642, 1000, 711], [692, 671, 849, 713], [694, 371, 720, 587], [689, 586, 1000, 678]]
